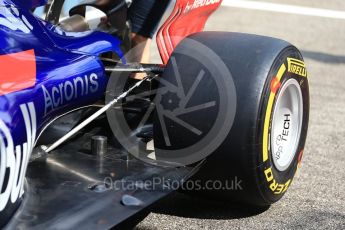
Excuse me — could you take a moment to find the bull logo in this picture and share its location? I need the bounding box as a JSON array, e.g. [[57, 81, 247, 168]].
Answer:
[[0, 102, 36, 211]]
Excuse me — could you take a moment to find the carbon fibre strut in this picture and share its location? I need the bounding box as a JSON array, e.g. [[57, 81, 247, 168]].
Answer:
[[32, 72, 158, 160]]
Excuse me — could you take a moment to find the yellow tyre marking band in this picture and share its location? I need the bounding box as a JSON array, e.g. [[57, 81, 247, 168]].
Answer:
[[262, 63, 286, 162], [262, 58, 307, 195]]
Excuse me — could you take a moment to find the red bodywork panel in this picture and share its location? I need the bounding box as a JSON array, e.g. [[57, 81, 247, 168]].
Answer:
[[0, 50, 36, 96], [156, 0, 222, 64]]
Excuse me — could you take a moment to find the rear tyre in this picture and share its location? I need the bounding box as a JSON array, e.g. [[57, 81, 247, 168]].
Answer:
[[153, 32, 309, 206]]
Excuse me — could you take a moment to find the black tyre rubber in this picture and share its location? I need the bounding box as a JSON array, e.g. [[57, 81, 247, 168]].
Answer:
[[153, 32, 309, 206]]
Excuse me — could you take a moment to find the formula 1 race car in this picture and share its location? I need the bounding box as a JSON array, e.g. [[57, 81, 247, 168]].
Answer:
[[0, 0, 309, 229]]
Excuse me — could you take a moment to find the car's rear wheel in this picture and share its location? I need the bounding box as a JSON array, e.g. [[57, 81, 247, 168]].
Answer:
[[153, 32, 310, 206]]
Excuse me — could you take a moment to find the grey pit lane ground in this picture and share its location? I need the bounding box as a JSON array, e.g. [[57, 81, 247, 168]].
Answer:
[[137, 1, 345, 229]]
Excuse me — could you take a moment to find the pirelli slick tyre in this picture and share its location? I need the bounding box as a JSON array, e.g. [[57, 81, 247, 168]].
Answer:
[[153, 32, 309, 206]]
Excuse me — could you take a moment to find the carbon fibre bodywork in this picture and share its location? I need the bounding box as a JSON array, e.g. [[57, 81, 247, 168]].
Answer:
[[0, 0, 221, 228], [4, 125, 192, 229], [0, 0, 125, 225]]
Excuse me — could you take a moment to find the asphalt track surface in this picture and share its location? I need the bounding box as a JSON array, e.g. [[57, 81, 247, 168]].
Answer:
[[137, 1, 345, 229]]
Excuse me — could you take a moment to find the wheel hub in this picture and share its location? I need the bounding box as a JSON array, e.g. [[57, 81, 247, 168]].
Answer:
[[271, 78, 303, 171]]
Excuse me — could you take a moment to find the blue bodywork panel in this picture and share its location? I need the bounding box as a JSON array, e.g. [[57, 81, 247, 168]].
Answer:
[[0, 0, 48, 8], [0, 0, 124, 215]]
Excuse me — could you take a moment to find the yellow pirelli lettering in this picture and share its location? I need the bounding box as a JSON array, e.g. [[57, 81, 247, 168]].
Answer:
[[264, 167, 274, 182], [287, 58, 307, 77], [264, 167, 292, 195], [263, 64, 286, 162], [281, 179, 291, 193]]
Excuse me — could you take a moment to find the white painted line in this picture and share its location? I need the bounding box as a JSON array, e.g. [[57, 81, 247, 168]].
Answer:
[[222, 0, 345, 20]]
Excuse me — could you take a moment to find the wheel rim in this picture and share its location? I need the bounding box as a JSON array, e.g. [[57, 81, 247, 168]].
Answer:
[[271, 78, 303, 171]]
